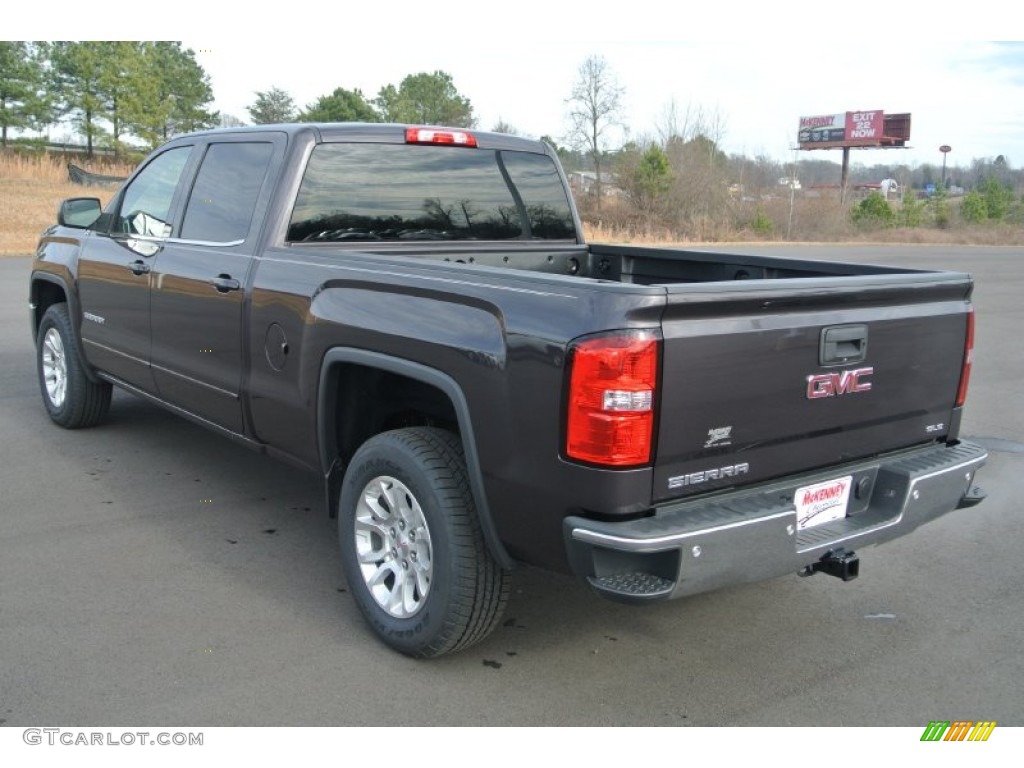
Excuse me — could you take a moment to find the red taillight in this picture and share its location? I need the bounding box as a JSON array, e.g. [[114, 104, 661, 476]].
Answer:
[[404, 127, 478, 147], [955, 306, 974, 407], [566, 331, 659, 467]]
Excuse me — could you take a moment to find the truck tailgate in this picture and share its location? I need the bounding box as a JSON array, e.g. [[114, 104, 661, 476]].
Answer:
[[653, 273, 972, 503]]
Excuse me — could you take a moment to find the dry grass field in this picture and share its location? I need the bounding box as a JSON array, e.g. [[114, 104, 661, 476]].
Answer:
[[582, 219, 1024, 248], [582, 195, 1024, 247], [0, 154, 133, 256]]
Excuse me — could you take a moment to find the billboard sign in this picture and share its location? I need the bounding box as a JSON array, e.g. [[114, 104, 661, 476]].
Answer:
[[799, 110, 885, 145], [799, 113, 846, 144], [846, 111, 884, 139]]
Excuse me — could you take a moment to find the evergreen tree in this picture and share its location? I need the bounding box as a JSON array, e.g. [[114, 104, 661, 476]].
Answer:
[[0, 41, 53, 146], [851, 192, 895, 228], [960, 190, 988, 223], [96, 41, 148, 154], [375, 71, 475, 127], [248, 87, 296, 124], [126, 42, 217, 148], [618, 143, 672, 215], [981, 177, 1015, 220], [161, 43, 218, 135], [297, 87, 378, 122], [50, 41, 109, 156]]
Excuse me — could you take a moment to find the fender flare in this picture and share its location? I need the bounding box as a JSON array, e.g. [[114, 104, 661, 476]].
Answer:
[[29, 271, 102, 384], [317, 348, 514, 570]]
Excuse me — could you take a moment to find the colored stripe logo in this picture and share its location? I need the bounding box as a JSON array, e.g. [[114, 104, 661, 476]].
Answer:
[[920, 721, 996, 741]]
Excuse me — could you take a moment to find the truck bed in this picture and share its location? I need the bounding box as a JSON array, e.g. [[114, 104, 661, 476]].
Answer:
[[285, 237, 973, 508], [298, 240, 932, 284]]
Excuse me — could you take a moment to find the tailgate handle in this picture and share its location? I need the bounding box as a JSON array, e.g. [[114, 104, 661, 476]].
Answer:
[[820, 324, 868, 365]]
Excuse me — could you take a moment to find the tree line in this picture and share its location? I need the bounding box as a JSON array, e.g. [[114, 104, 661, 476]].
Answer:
[[247, 71, 474, 128], [0, 41, 216, 156]]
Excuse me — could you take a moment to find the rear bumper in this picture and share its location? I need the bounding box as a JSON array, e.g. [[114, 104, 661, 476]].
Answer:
[[564, 441, 988, 603]]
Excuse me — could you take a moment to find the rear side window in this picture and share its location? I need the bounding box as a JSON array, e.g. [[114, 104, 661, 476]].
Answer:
[[181, 142, 274, 243], [287, 144, 576, 242], [502, 153, 578, 239]]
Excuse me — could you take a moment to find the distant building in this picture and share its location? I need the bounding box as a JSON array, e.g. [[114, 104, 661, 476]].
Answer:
[[568, 171, 622, 197]]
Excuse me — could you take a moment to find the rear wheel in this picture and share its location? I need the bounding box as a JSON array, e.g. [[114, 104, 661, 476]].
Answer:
[[338, 427, 508, 658], [36, 303, 111, 428]]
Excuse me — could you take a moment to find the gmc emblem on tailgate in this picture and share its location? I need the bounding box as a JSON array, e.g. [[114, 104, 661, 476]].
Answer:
[[806, 367, 873, 399]]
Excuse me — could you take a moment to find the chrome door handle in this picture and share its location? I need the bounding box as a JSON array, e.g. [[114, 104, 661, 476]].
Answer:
[[211, 274, 241, 293]]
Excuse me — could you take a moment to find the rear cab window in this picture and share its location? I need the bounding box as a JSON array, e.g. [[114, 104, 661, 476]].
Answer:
[[287, 143, 576, 243]]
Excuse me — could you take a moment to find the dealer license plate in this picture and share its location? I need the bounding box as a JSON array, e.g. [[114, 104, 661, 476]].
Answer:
[[794, 475, 853, 531]]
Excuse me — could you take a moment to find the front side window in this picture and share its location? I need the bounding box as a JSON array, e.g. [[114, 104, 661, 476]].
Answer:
[[181, 142, 274, 243], [117, 146, 192, 237], [287, 144, 576, 243]]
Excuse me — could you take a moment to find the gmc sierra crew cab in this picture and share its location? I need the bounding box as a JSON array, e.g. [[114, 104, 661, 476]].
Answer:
[[30, 123, 988, 657]]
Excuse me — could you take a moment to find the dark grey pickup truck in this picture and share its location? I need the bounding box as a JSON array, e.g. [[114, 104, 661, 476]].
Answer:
[[30, 123, 987, 657]]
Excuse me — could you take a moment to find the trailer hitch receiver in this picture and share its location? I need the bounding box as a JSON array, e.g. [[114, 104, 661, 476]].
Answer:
[[799, 548, 860, 581]]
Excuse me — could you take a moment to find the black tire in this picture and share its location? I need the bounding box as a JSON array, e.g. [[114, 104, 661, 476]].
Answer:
[[338, 427, 509, 658], [36, 303, 112, 428]]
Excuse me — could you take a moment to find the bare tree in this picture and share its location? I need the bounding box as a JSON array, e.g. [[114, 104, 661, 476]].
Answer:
[[655, 100, 732, 238], [491, 118, 518, 135], [566, 55, 624, 209], [656, 99, 693, 147]]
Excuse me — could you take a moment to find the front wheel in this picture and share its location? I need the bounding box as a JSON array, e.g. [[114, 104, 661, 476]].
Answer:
[[338, 427, 509, 658], [36, 303, 111, 428]]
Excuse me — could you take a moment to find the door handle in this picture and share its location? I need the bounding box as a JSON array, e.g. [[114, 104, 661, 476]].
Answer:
[[211, 274, 241, 293], [129, 260, 150, 275]]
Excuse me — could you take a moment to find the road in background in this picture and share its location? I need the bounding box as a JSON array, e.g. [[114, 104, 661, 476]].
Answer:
[[1, 245, 1021, 726]]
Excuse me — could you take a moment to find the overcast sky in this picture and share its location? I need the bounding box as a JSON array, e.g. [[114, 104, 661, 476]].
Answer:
[[16, 2, 1024, 170]]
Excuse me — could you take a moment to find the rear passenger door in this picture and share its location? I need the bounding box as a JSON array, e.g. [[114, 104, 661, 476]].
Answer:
[[149, 135, 282, 433]]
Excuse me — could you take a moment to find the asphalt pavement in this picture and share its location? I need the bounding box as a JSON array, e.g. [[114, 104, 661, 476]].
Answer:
[[1, 245, 1021, 726]]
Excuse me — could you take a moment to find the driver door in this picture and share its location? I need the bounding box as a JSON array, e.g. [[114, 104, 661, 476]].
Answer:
[[77, 144, 196, 391]]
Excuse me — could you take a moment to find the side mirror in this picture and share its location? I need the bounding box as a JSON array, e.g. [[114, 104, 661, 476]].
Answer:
[[58, 197, 102, 229]]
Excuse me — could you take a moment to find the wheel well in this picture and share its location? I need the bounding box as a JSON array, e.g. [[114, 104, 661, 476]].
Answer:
[[320, 355, 514, 570], [32, 280, 67, 335], [329, 364, 460, 468]]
